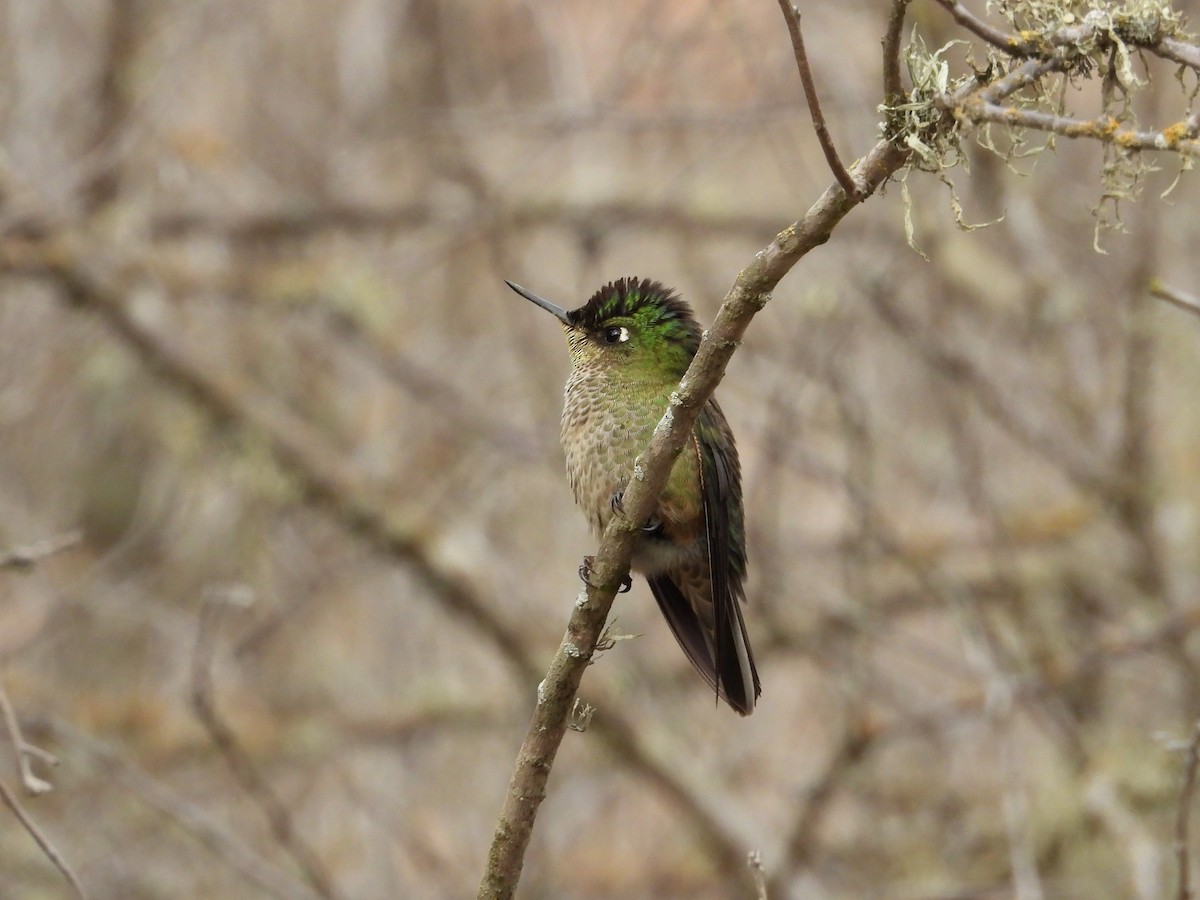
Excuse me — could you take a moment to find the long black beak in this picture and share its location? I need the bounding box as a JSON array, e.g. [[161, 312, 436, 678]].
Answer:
[[505, 280, 572, 326]]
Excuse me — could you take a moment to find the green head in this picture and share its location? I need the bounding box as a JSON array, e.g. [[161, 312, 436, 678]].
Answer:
[[507, 277, 701, 380]]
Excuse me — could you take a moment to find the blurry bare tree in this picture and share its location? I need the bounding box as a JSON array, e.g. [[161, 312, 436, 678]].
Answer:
[[2, 1, 1200, 898]]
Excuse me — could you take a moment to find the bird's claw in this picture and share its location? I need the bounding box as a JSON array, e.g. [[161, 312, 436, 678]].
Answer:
[[579, 555, 631, 593], [610, 490, 664, 536]]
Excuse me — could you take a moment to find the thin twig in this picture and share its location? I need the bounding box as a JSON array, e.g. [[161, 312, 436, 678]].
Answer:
[[0, 775, 87, 899], [30, 715, 325, 900], [748, 851, 769, 900], [882, 0, 912, 105], [867, 286, 1116, 499], [0, 529, 83, 571], [1176, 721, 1200, 900], [933, 0, 1030, 54], [1152, 281, 1200, 319], [767, 721, 875, 895], [1086, 776, 1162, 899], [975, 55, 1073, 106], [776, 0, 862, 200], [190, 596, 341, 900], [0, 681, 55, 795]]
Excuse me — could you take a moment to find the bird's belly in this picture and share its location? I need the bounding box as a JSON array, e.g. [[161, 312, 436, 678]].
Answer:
[[560, 389, 647, 524], [630, 532, 699, 576], [561, 397, 702, 564]]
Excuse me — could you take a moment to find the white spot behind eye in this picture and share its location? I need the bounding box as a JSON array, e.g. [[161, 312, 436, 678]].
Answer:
[[600, 325, 630, 345]]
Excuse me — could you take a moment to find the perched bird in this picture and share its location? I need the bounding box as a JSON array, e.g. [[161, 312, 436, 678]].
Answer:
[[508, 276, 761, 715]]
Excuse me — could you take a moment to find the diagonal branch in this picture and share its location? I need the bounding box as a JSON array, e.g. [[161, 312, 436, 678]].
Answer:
[[1177, 721, 1200, 900], [0, 682, 55, 795], [933, 0, 1029, 54], [478, 135, 909, 900], [0, 233, 541, 682], [33, 716, 326, 900], [190, 596, 341, 900], [0, 775, 87, 899], [0, 530, 83, 572], [1152, 280, 1200, 318], [776, 0, 862, 200]]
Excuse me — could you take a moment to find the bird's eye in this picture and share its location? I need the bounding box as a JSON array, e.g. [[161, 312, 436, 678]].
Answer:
[[601, 326, 630, 345]]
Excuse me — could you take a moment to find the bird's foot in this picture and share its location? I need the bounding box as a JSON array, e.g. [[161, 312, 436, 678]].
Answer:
[[609, 490, 625, 515], [609, 490, 664, 536], [579, 555, 631, 593]]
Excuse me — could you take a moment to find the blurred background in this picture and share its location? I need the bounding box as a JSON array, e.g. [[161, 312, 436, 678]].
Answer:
[[2, 0, 1200, 897]]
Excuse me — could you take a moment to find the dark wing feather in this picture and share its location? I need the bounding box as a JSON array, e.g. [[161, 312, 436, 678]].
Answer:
[[696, 399, 760, 714], [647, 573, 720, 693]]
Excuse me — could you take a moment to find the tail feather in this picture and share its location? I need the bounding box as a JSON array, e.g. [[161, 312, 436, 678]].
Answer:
[[647, 573, 760, 715]]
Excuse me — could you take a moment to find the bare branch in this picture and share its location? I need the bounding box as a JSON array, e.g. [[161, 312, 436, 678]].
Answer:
[[767, 720, 874, 894], [190, 596, 341, 900], [776, 0, 862, 199], [882, 0, 913, 104], [1177, 721, 1200, 900], [1086, 775, 1162, 899], [479, 136, 908, 899], [0, 234, 541, 679], [748, 851, 769, 900], [0, 530, 83, 572], [867, 287, 1117, 499], [32, 716, 325, 900], [0, 775, 87, 899], [932, 0, 1029, 54], [150, 199, 783, 244], [1152, 280, 1200, 318], [0, 682, 55, 795]]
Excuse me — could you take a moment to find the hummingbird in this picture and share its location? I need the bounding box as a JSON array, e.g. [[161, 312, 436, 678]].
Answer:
[[508, 276, 761, 715]]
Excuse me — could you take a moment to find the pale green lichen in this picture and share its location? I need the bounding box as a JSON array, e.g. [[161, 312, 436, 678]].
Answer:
[[889, 0, 1196, 253], [885, 34, 1006, 250], [880, 31, 971, 176]]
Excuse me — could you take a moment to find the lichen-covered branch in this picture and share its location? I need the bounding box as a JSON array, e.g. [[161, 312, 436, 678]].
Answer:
[[956, 103, 1200, 157], [911, 3, 1200, 163], [894, 1, 1200, 242]]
